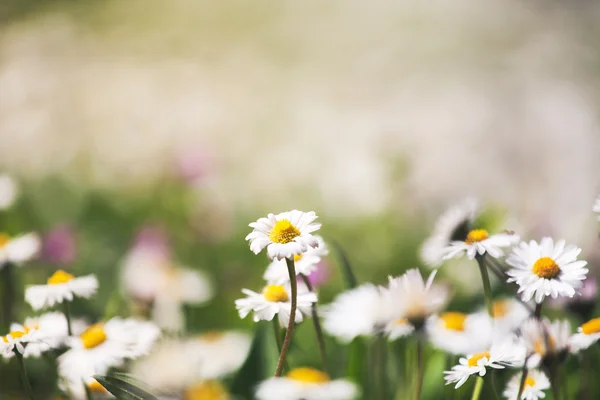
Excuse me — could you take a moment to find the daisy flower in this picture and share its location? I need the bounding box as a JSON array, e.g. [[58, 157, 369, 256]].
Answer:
[[186, 331, 252, 379], [428, 311, 493, 355], [420, 198, 480, 267], [58, 318, 160, 394], [506, 237, 588, 303], [444, 337, 525, 389], [60, 377, 112, 400], [235, 282, 317, 327], [520, 318, 570, 368], [25, 269, 98, 310], [488, 298, 530, 338], [0, 174, 18, 210], [16, 312, 80, 358], [264, 236, 329, 284], [183, 381, 231, 400], [246, 210, 321, 261], [0, 324, 40, 358], [386, 268, 449, 331], [569, 317, 600, 352], [0, 232, 40, 267], [443, 228, 519, 261], [503, 369, 550, 400], [321, 283, 397, 342], [385, 318, 415, 341], [255, 367, 359, 400]]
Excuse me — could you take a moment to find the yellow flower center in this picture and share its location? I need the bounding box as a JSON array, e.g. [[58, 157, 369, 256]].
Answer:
[[80, 323, 107, 349], [262, 285, 289, 302], [199, 331, 224, 342], [184, 381, 230, 400], [534, 336, 557, 355], [47, 270, 75, 285], [492, 300, 508, 318], [525, 376, 536, 387], [294, 253, 304, 262], [581, 318, 600, 335], [269, 219, 300, 244], [2, 329, 27, 342], [287, 367, 330, 384], [0, 233, 10, 248], [440, 312, 467, 331], [465, 229, 489, 244], [532, 257, 560, 279], [467, 351, 490, 367], [87, 380, 107, 393], [395, 318, 409, 326]]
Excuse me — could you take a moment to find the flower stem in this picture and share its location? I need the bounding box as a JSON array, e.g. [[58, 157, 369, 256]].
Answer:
[[515, 355, 531, 400], [491, 370, 502, 400], [15, 350, 34, 400], [470, 376, 484, 400], [63, 301, 73, 336], [475, 254, 494, 318], [299, 273, 328, 373], [534, 302, 543, 319], [415, 338, 424, 400], [330, 240, 357, 289], [274, 258, 297, 377]]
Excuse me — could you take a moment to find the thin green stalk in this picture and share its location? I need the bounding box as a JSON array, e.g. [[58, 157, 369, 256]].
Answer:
[[415, 338, 424, 400], [63, 301, 73, 336], [475, 254, 494, 317], [374, 334, 388, 400], [15, 350, 34, 400], [470, 376, 484, 400], [516, 355, 531, 400], [491, 370, 502, 400], [274, 258, 297, 377], [272, 319, 283, 354], [534, 303, 543, 319], [300, 273, 328, 373], [330, 240, 357, 288], [562, 365, 569, 400]]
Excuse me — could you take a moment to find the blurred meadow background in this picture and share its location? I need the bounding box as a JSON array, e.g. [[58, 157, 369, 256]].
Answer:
[[2, 0, 600, 399]]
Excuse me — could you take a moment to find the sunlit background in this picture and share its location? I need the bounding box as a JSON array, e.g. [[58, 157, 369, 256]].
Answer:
[[2, 0, 600, 399]]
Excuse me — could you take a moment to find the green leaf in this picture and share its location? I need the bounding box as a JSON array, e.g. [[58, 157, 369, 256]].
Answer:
[[330, 239, 358, 289], [93, 373, 159, 400]]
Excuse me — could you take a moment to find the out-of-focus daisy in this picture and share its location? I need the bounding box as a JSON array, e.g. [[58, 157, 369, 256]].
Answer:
[[186, 331, 252, 379], [503, 369, 550, 400], [569, 317, 600, 352], [58, 318, 160, 396], [246, 210, 321, 261], [255, 367, 358, 400], [506, 238, 588, 303], [235, 282, 317, 327], [152, 267, 214, 331], [385, 318, 415, 341], [0, 232, 40, 267], [521, 318, 570, 367], [0, 174, 18, 210], [444, 337, 524, 389], [0, 324, 40, 357], [60, 377, 113, 400], [443, 229, 519, 261], [420, 198, 479, 268], [488, 299, 530, 337], [183, 381, 230, 400], [386, 268, 449, 332], [25, 270, 98, 310], [428, 311, 493, 355], [593, 195, 600, 217], [322, 283, 397, 343], [17, 312, 74, 357], [264, 236, 329, 284]]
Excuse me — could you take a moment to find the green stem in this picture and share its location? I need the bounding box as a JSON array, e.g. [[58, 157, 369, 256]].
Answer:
[[483, 257, 534, 314], [15, 350, 35, 400], [491, 371, 502, 400], [475, 254, 494, 317], [330, 240, 357, 288], [470, 376, 484, 400], [375, 334, 388, 400], [274, 258, 297, 377], [534, 302, 543, 319], [515, 356, 530, 400], [415, 338, 423, 400], [299, 273, 328, 373], [63, 301, 73, 336], [272, 318, 283, 354]]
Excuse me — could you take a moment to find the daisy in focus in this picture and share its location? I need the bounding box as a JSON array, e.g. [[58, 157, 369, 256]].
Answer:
[[58, 318, 160, 397], [246, 210, 321, 261], [0, 232, 40, 267], [420, 198, 480, 267], [428, 311, 493, 355], [506, 237, 588, 303], [235, 282, 317, 327], [503, 369, 550, 400], [386, 268, 449, 334], [0, 324, 40, 358], [521, 318, 571, 367], [25, 269, 98, 310], [442, 228, 519, 261], [444, 337, 525, 389], [569, 317, 600, 352], [263, 235, 329, 284], [322, 283, 397, 343], [255, 367, 358, 400]]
